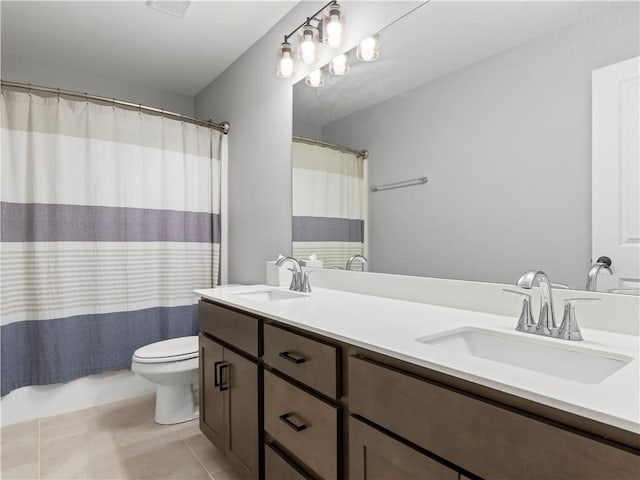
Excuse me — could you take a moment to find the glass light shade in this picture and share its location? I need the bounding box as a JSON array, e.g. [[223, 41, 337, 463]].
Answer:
[[276, 42, 295, 78], [357, 34, 380, 62], [298, 25, 319, 65], [329, 53, 350, 76], [324, 4, 343, 48], [305, 68, 325, 88]]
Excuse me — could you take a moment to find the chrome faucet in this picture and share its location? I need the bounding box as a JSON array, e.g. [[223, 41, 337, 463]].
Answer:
[[586, 256, 612, 291], [345, 254, 368, 271], [275, 256, 311, 293], [516, 270, 558, 336]]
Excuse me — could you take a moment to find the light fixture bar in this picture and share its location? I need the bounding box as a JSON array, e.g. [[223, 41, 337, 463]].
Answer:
[[282, 0, 338, 44]]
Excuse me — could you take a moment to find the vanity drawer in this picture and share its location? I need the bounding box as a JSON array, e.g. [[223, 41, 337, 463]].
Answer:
[[198, 300, 261, 357], [264, 370, 340, 479], [349, 355, 640, 480], [349, 416, 458, 480], [265, 443, 312, 480], [264, 323, 340, 399]]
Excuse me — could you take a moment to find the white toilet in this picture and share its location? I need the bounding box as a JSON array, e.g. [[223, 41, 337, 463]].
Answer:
[[131, 336, 200, 425]]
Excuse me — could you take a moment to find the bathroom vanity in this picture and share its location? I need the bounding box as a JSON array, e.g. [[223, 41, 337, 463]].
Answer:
[[196, 284, 640, 480]]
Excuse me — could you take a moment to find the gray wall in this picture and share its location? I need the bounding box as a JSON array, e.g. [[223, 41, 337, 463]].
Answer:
[[293, 118, 323, 140], [2, 53, 194, 115], [323, 4, 639, 288], [195, 2, 420, 284]]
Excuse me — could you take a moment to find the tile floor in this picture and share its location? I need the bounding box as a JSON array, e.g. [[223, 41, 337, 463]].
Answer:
[[0, 394, 244, 480]]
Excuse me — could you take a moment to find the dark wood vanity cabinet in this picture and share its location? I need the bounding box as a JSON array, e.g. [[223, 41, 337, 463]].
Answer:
[[265, 443, 313, 480], [199, 303, 262, 480], [264, 370, 341, 479], [199, 334, 225, 447], [262, 323, 343, 480], [349, 354, 640, 480], [199, 298, 640, 480], [263, 323, 341, 400], [349, 416, 458, 480]]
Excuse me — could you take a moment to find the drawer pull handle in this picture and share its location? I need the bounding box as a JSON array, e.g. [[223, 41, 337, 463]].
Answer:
[[219, 363, 229, 391], [279, 351, 306, 364], [279, 413, 307, 432], [213, 360, 223, 387]]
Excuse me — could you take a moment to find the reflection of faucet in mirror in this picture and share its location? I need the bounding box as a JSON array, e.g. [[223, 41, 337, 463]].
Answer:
[[346, 255, 368, 271], [516, 270, 557, 336], [586, 256, 613, 291]]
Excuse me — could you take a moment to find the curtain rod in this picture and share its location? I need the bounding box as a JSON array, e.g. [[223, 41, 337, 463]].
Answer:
[[1, 80, 230, 134], [293, 135, 368, 159]]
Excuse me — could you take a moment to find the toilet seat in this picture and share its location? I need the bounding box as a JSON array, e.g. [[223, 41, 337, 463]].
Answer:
[[133, 336, 198, 364]]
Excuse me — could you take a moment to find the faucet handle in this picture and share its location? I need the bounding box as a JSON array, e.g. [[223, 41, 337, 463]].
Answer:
[[556, 298, 600, 341], [287, 268, 301, 291], [299, 271, 312, 294], [503, 289, 535, 333]]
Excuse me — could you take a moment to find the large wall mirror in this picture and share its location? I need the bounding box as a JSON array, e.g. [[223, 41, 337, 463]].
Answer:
[[292, 1, 640, 293]]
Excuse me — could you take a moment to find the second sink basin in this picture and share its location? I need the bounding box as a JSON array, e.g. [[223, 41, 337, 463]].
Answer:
[[416, 327, 632, 384], [234, 289, 306, 302]]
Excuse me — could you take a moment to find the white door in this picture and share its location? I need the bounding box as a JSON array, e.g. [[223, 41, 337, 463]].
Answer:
[[592, 56, 640, 292]]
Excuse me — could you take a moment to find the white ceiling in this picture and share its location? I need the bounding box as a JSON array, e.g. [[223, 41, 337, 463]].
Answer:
[[1, 1, 298, 96], [293, 1, 617, 128]]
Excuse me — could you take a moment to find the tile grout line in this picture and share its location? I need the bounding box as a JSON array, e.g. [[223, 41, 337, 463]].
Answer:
[[108, 416, 127, 480], [181, 436, 215, 480], [38, 418, 42, 480]]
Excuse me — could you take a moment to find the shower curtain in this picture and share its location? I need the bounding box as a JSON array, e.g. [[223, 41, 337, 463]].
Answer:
[[0, 90, 223, 396], [292, 139, 366, 269]]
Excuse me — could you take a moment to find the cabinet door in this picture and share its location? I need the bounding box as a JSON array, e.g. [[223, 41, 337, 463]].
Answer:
[[224, 348, 261, 479], [349, 416, 458, 480], [199, 334, 225, 450]]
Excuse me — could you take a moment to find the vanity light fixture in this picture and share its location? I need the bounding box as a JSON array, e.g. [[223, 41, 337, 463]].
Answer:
[[357, 34, 380, 62], [305, 68, 325, 88], [276, 1, 345, 79], [324, 3, 344, 48], [299, 25, 319, 65], [329, 53, 350, 76], [276, 42, 295, 78]]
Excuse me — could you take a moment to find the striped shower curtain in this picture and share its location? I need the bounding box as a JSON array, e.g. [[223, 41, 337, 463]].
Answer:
[[292, 139, 366, 268], [0, 90, 222, 396]]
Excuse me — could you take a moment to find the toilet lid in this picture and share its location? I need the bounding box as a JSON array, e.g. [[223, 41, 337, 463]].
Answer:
[[133, 336, 198, 364]]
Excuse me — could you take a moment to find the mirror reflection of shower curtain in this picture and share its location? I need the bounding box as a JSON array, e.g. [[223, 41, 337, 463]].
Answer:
[[0, 89, 222, 396], [292, 139, 367, 269]]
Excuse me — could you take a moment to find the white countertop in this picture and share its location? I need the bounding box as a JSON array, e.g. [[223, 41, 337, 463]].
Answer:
[[195, 284, 640, 434]]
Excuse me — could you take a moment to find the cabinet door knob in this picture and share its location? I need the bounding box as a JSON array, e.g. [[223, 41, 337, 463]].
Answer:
[[279, 413, 307, 432], [279, 351, 306, 364]]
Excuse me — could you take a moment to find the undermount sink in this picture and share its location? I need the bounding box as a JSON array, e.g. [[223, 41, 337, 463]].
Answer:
[[233, 289, 306, 302], [416, 327, 632, 384]]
